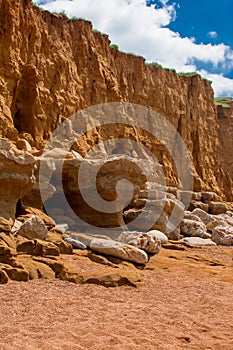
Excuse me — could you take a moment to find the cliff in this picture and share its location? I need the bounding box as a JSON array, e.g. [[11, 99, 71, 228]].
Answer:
[[217, 100, 233, 201], [0, 0, 232, 201]]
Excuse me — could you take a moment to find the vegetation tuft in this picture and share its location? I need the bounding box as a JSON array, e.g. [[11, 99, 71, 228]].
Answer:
[[110, 44, 119, 50], [214, 97, 232, 108]]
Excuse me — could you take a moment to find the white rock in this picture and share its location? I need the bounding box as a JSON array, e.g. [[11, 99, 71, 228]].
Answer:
[[64, 238, 87, 250], [11, 220, 23, 235], [182, 237, 216, 246], [117, 231, 161, 254], [212, 226, 233, 246], [192, 208, 216, 225], [55, 224, 69, 233], [90, 238, 148, 264], [17, 215, 48, 240], [180, 219, 207, 237], [147, 230, 168, 244]]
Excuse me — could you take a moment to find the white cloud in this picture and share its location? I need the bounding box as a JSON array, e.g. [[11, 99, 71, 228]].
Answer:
[[198, 70, 233, 97], [35, 0, 233, 96], [208, 31, 218, 39]]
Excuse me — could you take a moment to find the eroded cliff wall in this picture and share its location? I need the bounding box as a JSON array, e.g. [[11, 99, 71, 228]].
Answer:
[[0, 0, 231, 199], [217, 101, 233, 201]]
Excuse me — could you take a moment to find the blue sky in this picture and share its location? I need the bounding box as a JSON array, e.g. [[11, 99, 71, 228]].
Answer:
[[35, 0, 233, 97]]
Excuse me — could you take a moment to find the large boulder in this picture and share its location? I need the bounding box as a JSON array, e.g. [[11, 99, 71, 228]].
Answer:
[[180, 219, 207, 237], [192, 208, 216, 225], [0, 139, 36, 219], [90, 238, 148, 264], [17, 215, 48, 240], [208, 202, 228, 215], [117, 231, 161, 254], [212, 226, 233, 246]]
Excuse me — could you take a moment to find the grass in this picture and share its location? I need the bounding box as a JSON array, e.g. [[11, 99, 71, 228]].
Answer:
[[31, 2, 46, 11], [92, 29, 108, 36], [214, 97, 232, 108], [110, 44, 119, 50], [177, 72, 200, 77], [147, 62, 163, 69]]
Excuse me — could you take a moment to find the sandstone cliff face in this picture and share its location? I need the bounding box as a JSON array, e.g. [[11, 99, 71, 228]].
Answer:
[[0, 0, 231, 201], [217, 101, 233, 201]]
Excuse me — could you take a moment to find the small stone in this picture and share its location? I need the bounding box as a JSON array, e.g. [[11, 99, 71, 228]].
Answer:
[[64, 238, 87, 250]]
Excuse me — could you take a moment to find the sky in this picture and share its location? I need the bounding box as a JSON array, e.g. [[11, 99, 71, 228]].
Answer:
[[34, 0, 233, 97]]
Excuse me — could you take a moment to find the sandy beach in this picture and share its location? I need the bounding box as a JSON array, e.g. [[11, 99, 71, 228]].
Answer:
[[0, 246, 232, 350]]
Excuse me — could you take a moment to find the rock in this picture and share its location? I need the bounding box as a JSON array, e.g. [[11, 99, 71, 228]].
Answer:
[[17, 215, 48, 240], [33, 240, 60, 256], [189, 201, 209, 212], [16, 139, 32, 151], [124, 198, 184, 241], [184, 212, 203, 222], [90, 238, 148, 264], [199, 232, 212, 239], [192, 208, 216, 225], [0, 217, 13, 232], [0, 269, 9, 284], [182, 237, 216, 246], [54, 224, 69, 233], [82, 270, 143, 288], [64, 238, 87, 250], [180, 219, 207, 237], [117, 231, 161, 254], [147, 230, 168, 244], [215, 213, 233, 227], [53, 240, 73, 255], [0, 138, 36, 219], [0, 232, 16, 250], [212, 226, 233, 246], [206, 220, 227, 232], [0, 265, 29, 282], [208, 202, 228, 215], [16, 256, 56, 280], [17, 207, 56, 229], [178, 191, 202, 207], [202, 192, 218, 202], [16, 238, 34, 255], [11, 220, 23, 235], [66, 233, 113, 248]]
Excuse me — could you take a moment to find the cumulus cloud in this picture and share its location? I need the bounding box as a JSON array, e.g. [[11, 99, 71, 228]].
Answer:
[[198, 70, 233, 97], [35, 0, 233, 96]]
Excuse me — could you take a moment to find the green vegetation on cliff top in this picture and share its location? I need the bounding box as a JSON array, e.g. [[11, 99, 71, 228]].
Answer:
[[214, 97, 232, 108]]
